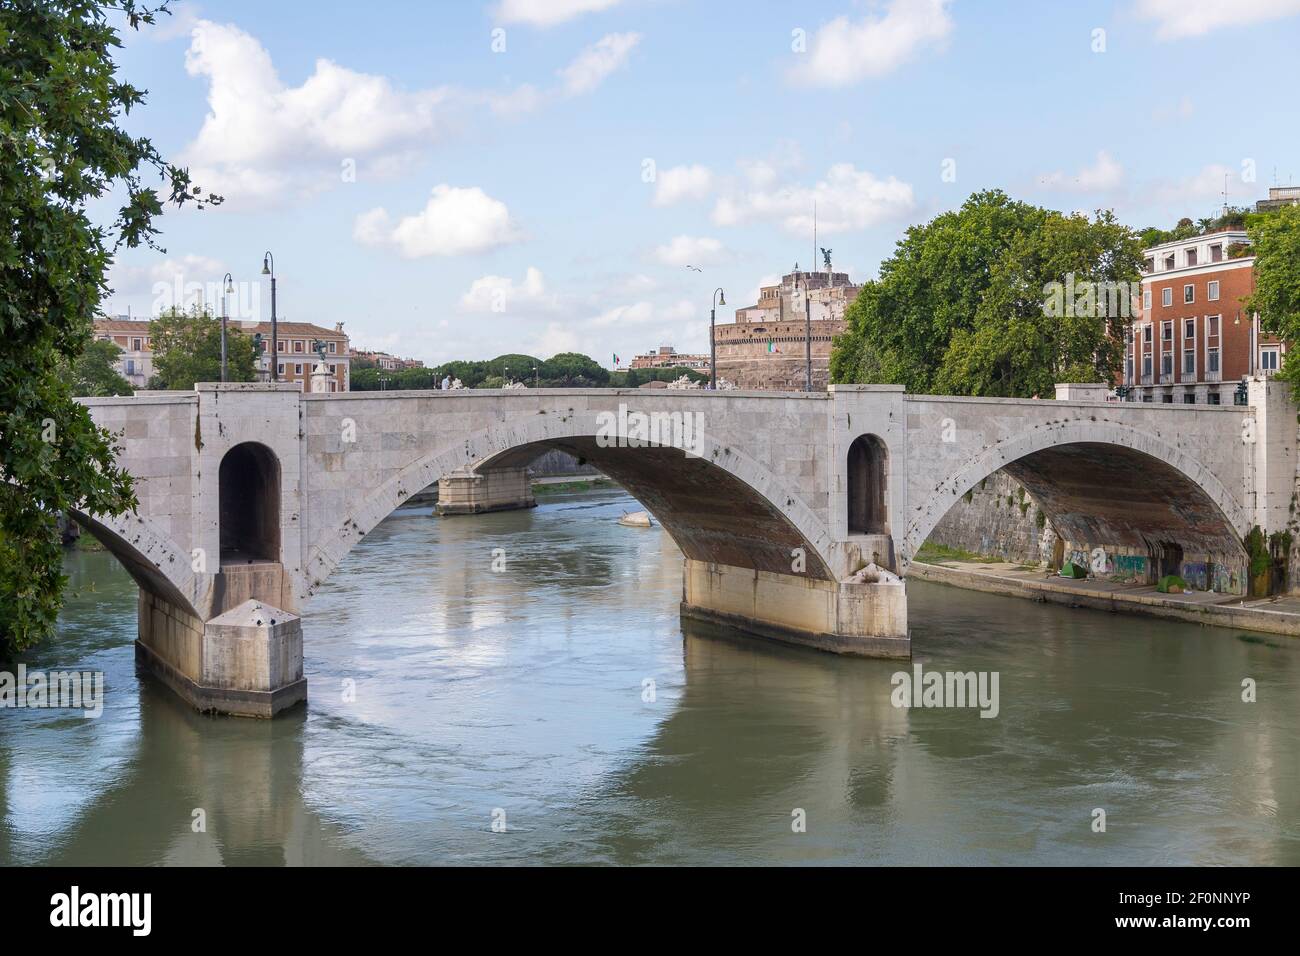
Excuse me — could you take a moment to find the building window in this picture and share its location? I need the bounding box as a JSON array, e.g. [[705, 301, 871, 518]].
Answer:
[[1207, 347, 1220, 373], [1184, 284, 1195, 304], [1210, 244, 1223, 263], [1207, 392, 1221, 405], [1162, 393, 1173, 403], [1143, 289, 1151, 311], [1144, 257, 1154, 273], [1142, 354, 1152, 377], [1207, 315, 1219, 336], [328, 341, 336, 353], [1142, 394, 1153, 403], [1183, 393, 1195, 404], [1143, 324, 1152, 344], [1207, 280, 1220, 301], [1184, 348, 1195, 375], [132, 337, 142, 350], [124, 359, 135, 375], [294, 363, 303, 375], [294, 340, 304, 353], [1161, 320, 1172, 342], [1261, 349, 1280, 372], [277, 362, 285, 375], [1162, 288, 1173, 307], [1184, 318, 1195, 339], [1186, 249, 1197, 267], [1165, 255, 1175, 270]]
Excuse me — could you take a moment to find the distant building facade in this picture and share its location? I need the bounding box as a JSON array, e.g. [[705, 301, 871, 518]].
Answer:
[[1255, 185, 1300, 212], [93, 316, 155, 388], [629, 345, 709, 370], [353, 349, 425, 371], [714, 265, 861, 390], [1123, 230, 1277, 404], [92, 317, 352, 391]]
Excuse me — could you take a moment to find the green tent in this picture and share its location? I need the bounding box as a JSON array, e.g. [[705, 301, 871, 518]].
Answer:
[[1059, 561, 1087, 579]]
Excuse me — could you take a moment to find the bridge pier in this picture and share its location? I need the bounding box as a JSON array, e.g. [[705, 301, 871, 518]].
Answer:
[[136, 592, 306, 718], [680, 560, 909, 658], [436, 466, 537, 515]]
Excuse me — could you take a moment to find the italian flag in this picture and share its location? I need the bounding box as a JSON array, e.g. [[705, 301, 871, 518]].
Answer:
[[767, 341, 779, 354], [613, 353, 620, 366]]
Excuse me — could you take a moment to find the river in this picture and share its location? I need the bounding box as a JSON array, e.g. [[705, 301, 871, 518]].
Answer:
[[3, 488, 1298, 865]]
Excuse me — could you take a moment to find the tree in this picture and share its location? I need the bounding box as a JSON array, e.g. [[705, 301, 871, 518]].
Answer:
[[831, 190, 1143, 397], [148, 306, 256, 389], [539, 352, 610, 387], [63, 338, 132, 396], [1248, 204, 1300, 389], [0, 1, 219, 654]]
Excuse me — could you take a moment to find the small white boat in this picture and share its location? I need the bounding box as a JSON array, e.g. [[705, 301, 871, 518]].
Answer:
[[618, 510, 654, 528]]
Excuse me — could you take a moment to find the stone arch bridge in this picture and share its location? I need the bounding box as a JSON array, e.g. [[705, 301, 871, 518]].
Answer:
[[77, 380, 1292, 716]]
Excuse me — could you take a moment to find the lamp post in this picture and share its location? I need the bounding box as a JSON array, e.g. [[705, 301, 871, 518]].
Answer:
[[220, 272, 234, 382], [710, 287, 725, 390], [794, 271, 813, 392], [533, 365, 538, 388], [261, 251, 278, 381]]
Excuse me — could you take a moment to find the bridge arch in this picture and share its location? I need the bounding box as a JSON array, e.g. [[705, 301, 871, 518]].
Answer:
[[302, 408, 838, 603], [68, 509, 208, 620], [902, 420, 1250, 573], [218, 441, 281, 565], [847, 433, 889, 535]]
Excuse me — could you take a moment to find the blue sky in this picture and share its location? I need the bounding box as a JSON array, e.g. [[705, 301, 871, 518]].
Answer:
[[101, 0, 1300, 365]]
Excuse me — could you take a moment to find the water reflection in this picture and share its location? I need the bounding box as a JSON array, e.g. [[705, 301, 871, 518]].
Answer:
[[2, 488, 1298, 865]]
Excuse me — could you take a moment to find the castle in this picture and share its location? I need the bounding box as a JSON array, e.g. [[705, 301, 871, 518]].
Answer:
[[713, 259, 861, 390]]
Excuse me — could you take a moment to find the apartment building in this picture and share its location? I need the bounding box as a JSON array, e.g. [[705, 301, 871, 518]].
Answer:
[[1123, 231, 1278, 404], [93, 317, 352, 391]]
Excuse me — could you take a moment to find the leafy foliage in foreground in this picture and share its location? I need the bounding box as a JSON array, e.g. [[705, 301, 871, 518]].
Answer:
[[0, 1, 219, 654]]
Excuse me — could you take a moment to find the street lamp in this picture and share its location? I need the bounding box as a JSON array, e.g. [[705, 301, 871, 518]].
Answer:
[[261, 251, 278, 381], [793, 270, 813, 391], [220, 272, 234, 382], [710, 288, 725, 390], [533, 365, 538, 388]]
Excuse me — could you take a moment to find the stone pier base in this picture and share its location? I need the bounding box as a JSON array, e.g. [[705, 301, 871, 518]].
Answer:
[[136, 592, 306, 718], [437, 466, 537, 515], [680, 559, 910, 658]]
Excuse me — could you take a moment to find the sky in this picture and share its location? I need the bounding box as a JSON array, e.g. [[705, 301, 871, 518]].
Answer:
[[100, 0, 1300, 366]]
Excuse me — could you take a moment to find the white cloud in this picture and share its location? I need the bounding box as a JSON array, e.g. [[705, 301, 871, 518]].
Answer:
[[588, 300, 697, 328], [496, 0, 625, 27], [182, 20, 454, 203], [558, 32, 640, 95], [1135, 0, 1300, 39], [789, 0, 954, 88], [1149, 163, 1236, 203], [653, 164, 715, 206], [459, 267, 554, 312], [653, 235, 727, 268], [528, 322, 583, 356], [712, 163, 914, 237], [1036, 151, 1125, 193], [354, 185, 523, 258]]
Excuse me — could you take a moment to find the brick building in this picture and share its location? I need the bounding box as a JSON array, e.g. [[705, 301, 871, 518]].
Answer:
[[93, 317, 352, 391], [714, 266, 861, 390], [1123, 231, 1277, 404]]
